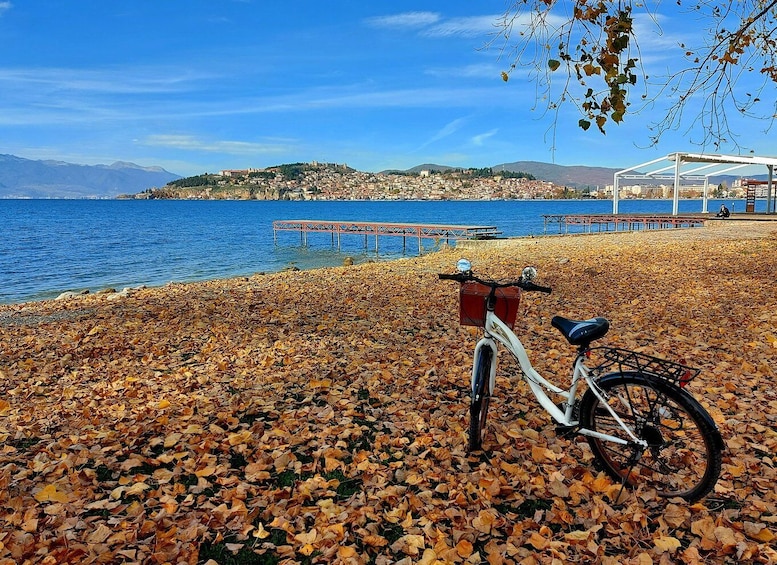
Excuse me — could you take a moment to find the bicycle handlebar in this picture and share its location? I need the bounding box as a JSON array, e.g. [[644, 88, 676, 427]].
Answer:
[[438, 272, 552, 294]]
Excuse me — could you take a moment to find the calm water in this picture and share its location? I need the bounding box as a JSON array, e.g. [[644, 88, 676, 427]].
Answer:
[[0, 198, 757, 304]]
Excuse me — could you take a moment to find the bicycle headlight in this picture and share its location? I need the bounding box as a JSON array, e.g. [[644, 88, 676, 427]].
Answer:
[[456, 258, 472, 273], [522, 266, 538, 281]]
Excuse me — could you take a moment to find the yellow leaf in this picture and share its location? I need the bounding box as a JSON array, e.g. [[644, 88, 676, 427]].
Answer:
[[124, 482, 150, 496], [164, 432, 182, 448], [228, 430, 252, 446], [34, 484, 70, 504], [691, 516, 716, 540], [295, 528, 318, 545], [565, 530, 591, 541], [253, 523, 271, 540], [473, 510, 496, 533], [456, 539, 473, 558], [654, 535, 681, 553], [157, 399, 171, 409], [86, 524, 113, 544], [527, 531, 548, 550], [744, 522, 775, 543], [418, 549, 437, 565], [362, 534, 388, 547], [663, 503, 689, 528], [195, 465, 217, 477], [714, 526, 738, 547], [636, 553, 652, 565]]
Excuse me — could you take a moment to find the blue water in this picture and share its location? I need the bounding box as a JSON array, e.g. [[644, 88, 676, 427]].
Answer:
[[0, 198, 761, 304]]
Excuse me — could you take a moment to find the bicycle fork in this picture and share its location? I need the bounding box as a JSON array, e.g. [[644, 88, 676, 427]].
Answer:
[[471, 338, 498, 399]]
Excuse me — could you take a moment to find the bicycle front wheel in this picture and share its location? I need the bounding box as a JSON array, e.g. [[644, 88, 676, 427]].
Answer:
[[579, 372, 723, 502], [468, 347, 492, 452]]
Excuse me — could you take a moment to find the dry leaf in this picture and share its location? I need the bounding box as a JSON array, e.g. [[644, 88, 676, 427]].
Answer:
[[2, 228, 776, 563]]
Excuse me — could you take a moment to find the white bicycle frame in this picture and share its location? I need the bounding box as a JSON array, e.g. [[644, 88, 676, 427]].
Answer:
[[473, 309, 647, 448]]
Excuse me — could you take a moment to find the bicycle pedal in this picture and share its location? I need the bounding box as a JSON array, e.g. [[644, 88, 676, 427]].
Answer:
[[554, 424, 578, 438]]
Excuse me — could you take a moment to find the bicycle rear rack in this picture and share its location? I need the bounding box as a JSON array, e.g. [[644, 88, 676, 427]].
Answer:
[[589, 347, 700, 387]]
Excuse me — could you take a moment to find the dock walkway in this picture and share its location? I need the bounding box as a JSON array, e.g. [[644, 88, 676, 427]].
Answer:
[[543, 214, 707, 234], [273, 220, 500, 254]]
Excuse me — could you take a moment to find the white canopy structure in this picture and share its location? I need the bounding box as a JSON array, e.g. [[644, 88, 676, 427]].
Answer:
[[612, 153, 777, 215]]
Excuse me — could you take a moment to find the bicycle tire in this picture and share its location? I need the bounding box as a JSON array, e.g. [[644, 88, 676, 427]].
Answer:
[[579, 371, 723, 502], [468, 347, 492, 452]]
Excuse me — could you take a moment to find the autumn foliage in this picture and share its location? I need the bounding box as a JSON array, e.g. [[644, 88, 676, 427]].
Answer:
[[1, 223, 776, 564]]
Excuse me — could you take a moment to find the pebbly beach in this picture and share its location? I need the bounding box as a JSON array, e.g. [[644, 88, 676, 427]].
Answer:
[[1, 220, 776, 563]]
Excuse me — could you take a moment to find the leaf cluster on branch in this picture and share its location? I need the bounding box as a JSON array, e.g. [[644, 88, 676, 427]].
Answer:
[[496, 0, 777, 150]]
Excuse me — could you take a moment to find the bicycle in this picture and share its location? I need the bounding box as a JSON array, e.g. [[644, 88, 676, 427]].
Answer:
[[439, 259, 724, 502]]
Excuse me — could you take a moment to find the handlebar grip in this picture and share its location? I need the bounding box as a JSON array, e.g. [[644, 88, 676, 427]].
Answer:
[[438, 273, 465, 281], [523, 282, 552, 294]]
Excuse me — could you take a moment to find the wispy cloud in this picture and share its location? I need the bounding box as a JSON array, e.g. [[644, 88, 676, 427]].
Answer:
[[471, 129, 498, 146], [365, 11, 441, 29], [142, 134, 294, 155], [0, 66, 213, 94], [366, 12, 501, 38], [425, 63, 503, 80], [0, 2, 11, 16], [419, 117, 469, 149], [423, 15, 502, 38]]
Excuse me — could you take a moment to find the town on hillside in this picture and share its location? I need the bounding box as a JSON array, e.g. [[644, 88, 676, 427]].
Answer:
[[128, 162, 745, 201]]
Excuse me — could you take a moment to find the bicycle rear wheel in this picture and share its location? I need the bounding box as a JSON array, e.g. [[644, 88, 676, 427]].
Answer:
[[468, 347, 492, 452], [579, 372, 723, 502]]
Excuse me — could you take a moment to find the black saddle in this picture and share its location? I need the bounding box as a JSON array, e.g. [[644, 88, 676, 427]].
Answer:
[[551, 316, 610, 347]]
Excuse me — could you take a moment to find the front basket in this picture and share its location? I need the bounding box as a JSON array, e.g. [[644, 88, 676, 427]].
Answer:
[[459, 282, 520, 329]]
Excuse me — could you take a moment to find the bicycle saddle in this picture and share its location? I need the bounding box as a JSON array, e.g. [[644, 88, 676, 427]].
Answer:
[[551, 316, 610, 346]]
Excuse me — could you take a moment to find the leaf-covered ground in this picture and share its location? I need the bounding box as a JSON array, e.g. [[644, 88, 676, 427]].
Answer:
[[1, 222, 776, 564]]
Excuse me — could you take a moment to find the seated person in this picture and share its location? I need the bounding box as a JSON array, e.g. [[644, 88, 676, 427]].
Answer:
[[716, 204, 730, 218]]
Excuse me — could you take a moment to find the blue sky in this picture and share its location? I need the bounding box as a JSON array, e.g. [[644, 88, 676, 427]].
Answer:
[[0, 1, 773, 177]]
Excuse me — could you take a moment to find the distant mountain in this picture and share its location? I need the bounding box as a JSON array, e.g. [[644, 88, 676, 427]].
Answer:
[[389, 161, 619, 187], [0, 154, 181, 198], [403, 163, 458, 174], [494, 161, 618, 188], [398, 160, 767, 188]]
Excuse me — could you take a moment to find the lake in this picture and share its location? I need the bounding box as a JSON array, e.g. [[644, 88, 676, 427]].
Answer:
[[0, 198, 754, 304]]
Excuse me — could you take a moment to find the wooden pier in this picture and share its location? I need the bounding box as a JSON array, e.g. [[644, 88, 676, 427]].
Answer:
[[543, 214, 707, 235], [273, 220, 500, 254]]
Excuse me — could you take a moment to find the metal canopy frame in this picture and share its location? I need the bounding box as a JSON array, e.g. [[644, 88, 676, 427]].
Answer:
[[612, 152, 777, 215]]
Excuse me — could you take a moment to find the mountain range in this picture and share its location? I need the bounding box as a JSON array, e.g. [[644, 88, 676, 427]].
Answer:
[[0, 154, 181, 198], [0, 154, 758, 199], [403, 161, 619, 188]]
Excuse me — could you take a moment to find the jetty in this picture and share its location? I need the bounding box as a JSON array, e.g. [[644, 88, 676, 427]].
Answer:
[[543, 214, 707, 235], [273, 220, 500, 254]]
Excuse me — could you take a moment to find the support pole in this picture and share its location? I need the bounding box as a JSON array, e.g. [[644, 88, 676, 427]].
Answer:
[[612, 175, 619, 214], [702, 177, 709, 214], [672, 152, 681, 216]]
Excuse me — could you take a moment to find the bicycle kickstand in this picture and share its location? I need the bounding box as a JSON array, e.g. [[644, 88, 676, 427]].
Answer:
[[614, 447, 643, 505]]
